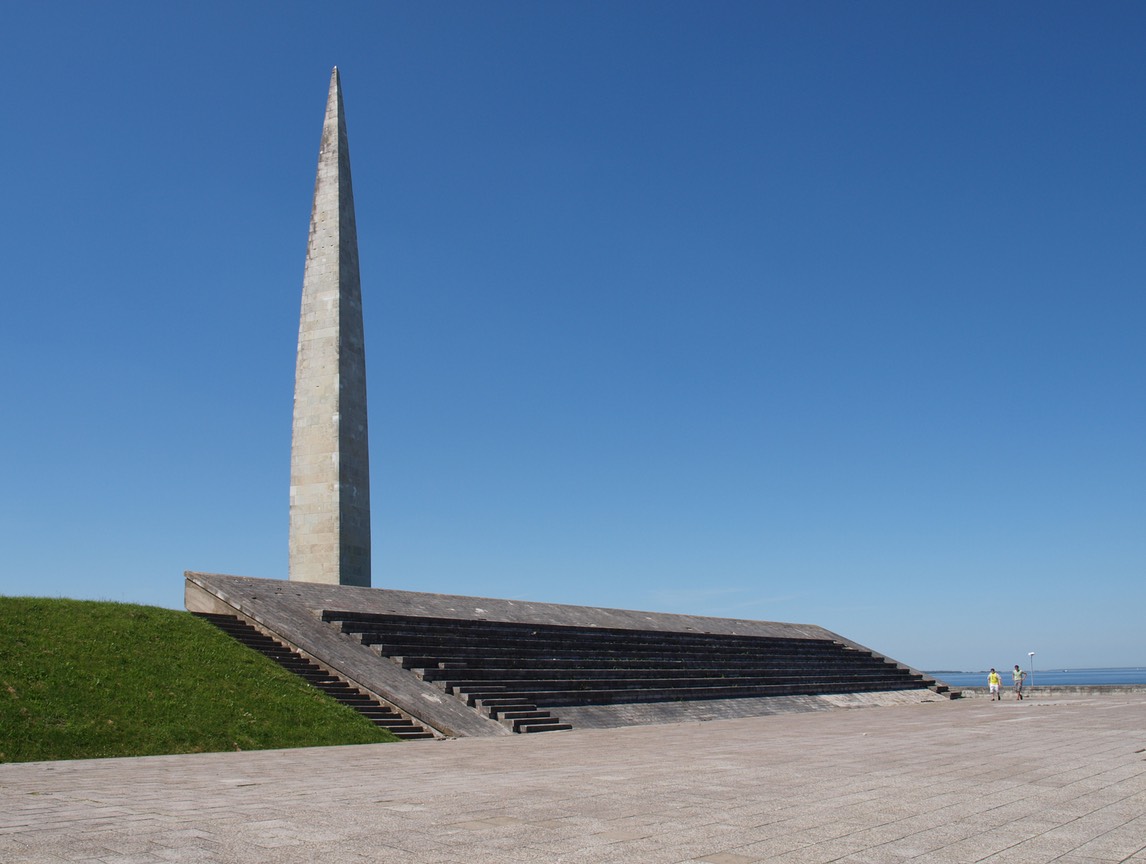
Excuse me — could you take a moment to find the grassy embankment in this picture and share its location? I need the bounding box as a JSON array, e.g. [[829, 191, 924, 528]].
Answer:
[[0, 596, 399, 763]]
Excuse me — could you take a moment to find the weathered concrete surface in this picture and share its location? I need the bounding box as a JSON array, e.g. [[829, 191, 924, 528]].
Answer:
[[190, 571, 908, 642], [961, 685, 1146, 698], [185, 572, 950, 736], [289, 67, 371, 587], [3, 693, 1144, 863], [553, 687, 944, 730], [185, 573, 504, 738]]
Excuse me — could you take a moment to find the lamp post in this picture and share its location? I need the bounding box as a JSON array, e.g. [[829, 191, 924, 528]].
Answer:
[[1028, 651, 1035, 692]]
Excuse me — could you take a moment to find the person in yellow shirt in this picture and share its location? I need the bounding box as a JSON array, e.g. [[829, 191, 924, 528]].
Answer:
[[987, 668, 1001, 701]]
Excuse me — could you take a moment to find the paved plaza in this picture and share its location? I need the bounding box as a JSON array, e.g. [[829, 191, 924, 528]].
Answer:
[[2, 693, 1144, 863]]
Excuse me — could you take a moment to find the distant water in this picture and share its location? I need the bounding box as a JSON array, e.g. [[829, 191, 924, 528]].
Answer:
[[927, 667, 1146, 688]]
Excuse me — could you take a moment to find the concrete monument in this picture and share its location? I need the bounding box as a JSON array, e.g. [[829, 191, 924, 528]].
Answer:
[[288, 68, 371, 587]]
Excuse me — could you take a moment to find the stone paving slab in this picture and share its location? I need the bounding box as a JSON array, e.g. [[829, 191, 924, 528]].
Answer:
[[2, 693, 1144, 863]]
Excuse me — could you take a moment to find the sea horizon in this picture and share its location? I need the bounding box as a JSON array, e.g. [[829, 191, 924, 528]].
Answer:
[[926, 666, 1146, 688]]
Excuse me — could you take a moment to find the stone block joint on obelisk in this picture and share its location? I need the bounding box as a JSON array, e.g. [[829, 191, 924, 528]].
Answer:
[[289, 67, 371, 587]]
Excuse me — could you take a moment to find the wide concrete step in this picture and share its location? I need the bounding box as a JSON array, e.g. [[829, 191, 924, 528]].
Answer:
[[422, 663, 911, 684], [334, 623, 843, 650], [381, 647, 877, 669], [418, 656, 889, 673], [319, 609, 938, 732], [441, 674, 918, 695], [376, 722, 432, 735], [497, 710, 549, 721], [354, 631, 849, 659], [513, 717, 572, 733], [456, 674, 916, 700], [464, 681, 918, 707], [346, 623, 834, 650], [357, 707, 409, 720], [324, 612, 830, 648], [480, 699, 537, 712]]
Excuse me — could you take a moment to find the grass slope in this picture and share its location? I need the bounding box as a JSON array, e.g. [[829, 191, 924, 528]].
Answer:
[[0, 597, 399, 763]]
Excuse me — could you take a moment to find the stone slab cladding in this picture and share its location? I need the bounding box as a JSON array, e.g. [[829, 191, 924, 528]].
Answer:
[[185, 572, 951, 738], [289, 67, 371, 587]]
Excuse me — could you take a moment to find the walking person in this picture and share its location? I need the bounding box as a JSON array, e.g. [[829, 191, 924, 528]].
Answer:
[[1012, 664, 1027, 700], [988, 668, 1001, 700]]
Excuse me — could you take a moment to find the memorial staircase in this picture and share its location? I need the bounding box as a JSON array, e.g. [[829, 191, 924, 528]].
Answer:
[[186, 573, 955, 738], [322, 610, 945, 733], [194, 612, 435, 740]]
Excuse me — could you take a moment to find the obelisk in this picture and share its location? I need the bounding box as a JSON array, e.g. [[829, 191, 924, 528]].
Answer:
[[289, 67, 371, 587]]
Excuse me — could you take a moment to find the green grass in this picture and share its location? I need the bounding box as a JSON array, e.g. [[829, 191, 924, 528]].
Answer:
[[0, 596, 399, 763]]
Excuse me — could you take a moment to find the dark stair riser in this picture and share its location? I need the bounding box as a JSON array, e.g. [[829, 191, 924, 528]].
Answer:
[[437, 677, 921, 697], [349, 631, 844, 656], [353, 627, 870, 648], [326, 610, 938, 730], [413, 657, 891, 674], [456, 695, 568, 734], [528, 682, 917, 706], [325, 612, 833, 649], [423, 668, 918, 686], [401, 659, 924, 690], [415, 655, 894, 673], [346, 625, 902, 654], [343, 631, 839, 655], [381, 649, 890, 669], [401, 656, 926, 695], [457, 678, 923, 706]]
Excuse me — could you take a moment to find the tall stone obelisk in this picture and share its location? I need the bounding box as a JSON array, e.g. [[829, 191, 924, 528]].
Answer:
[[289, 68, 371, 587]]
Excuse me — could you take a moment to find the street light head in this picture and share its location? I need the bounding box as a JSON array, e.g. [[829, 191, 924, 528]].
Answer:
[[1028, 652, 1035, 656]]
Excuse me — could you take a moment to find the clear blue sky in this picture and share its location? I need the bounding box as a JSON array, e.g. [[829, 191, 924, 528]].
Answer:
[[2, 3, 1143, 672]]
